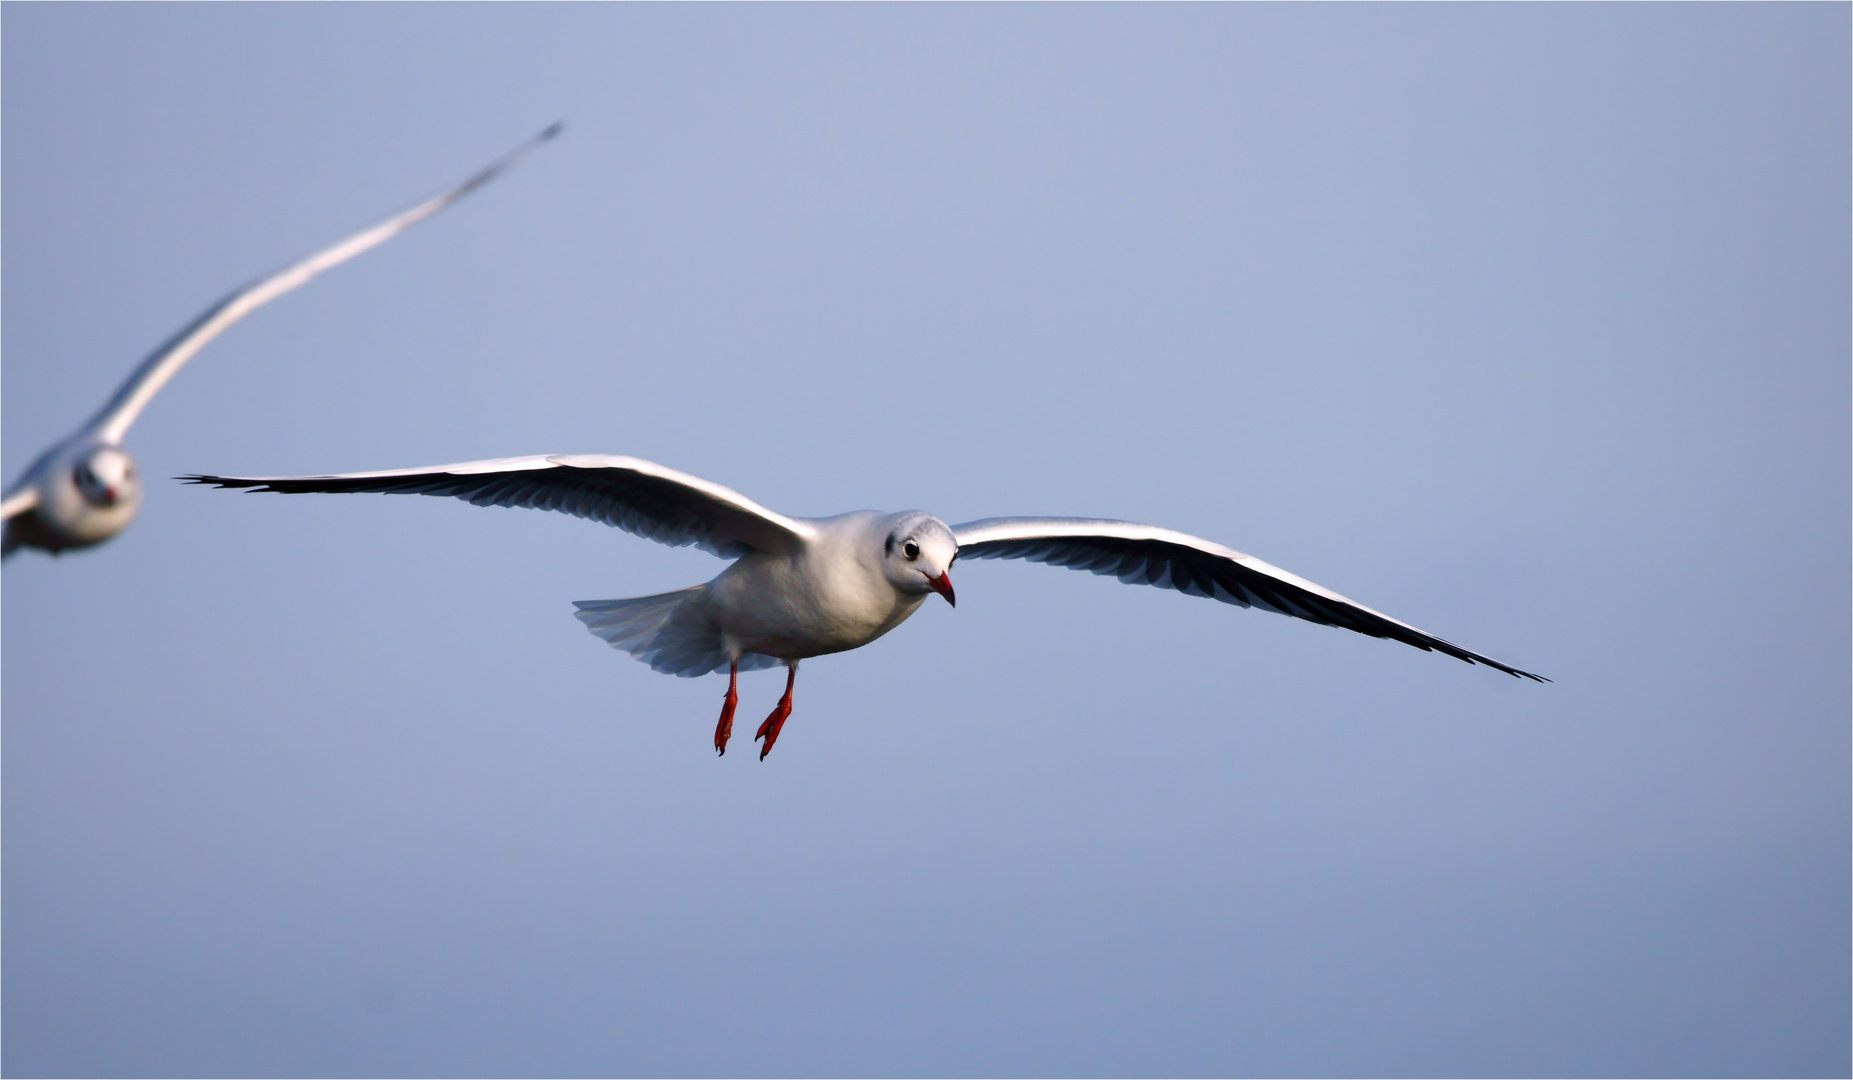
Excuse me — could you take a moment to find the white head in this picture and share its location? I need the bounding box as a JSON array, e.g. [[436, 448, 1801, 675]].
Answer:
[[73, 445, 139, 508], [879, 511, 958, 606]]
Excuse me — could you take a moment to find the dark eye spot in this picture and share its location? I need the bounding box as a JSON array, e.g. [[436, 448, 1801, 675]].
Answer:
[[903, 540, 920, 561]]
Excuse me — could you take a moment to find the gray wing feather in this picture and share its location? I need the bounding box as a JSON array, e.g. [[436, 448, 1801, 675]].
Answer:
[[952, 516, 1546, 681], [184, 454, 814, 558]]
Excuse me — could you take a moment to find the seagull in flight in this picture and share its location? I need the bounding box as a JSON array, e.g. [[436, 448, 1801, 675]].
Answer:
[[1, 124, 561, 558], [186, 454, 1547, 758]]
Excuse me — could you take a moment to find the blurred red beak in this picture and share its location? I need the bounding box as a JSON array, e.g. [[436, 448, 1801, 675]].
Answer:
[[926, 571, 956, 607]]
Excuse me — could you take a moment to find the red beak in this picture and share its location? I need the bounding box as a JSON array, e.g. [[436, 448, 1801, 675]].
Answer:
[[927, 571, 956, 607]]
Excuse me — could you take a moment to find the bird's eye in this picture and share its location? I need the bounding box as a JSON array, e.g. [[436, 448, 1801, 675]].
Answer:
[[902, 540, 920, 560]]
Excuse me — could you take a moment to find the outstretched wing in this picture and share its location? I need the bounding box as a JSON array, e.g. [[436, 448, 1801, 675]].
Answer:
[[0, 487, 39, 522], [87, 124, 563, 445], [185, 454, 816, 558], [952, 517, 1546, 681]]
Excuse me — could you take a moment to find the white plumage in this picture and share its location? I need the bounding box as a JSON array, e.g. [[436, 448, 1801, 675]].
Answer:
[[188, 453, 1546, 759]]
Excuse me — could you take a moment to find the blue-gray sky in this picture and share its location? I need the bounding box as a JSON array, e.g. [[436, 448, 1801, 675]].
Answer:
[[4, 6, 1847, 1077]]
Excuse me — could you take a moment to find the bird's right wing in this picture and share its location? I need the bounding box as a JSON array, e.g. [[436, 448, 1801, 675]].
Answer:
[[86, 124, 563, 446], [0, 487, 39, 521], [184, 454, 816, 558]]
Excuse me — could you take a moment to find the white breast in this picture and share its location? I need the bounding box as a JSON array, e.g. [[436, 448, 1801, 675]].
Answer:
[[704, 511, 925, 660]]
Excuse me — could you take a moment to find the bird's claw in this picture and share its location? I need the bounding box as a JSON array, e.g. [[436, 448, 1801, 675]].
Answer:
[[755, 668, 796, 760], [754, 702, 791, 760], [713, 665, 739, 757]]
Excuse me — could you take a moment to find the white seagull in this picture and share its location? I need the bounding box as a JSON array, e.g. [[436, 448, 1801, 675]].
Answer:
[[186, 454, 1547, 759], [1, 124, 561, 558]]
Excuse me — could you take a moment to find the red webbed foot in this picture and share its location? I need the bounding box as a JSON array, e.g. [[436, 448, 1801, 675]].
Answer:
[[754, 664, 797, 760], [714, 662, 739, 756]]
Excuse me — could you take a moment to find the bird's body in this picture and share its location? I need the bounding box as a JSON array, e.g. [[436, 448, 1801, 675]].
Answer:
[[708, 513, 932, 660], [571, 507, 955, 697], [189, 454, 1545, 758], [1, 125, 558, 558], [1, 439, 140, 553]]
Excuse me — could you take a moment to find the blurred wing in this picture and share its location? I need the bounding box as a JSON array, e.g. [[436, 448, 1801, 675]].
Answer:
[[88, 123, 563, 445], [952, 517, 1546, 681], [0, 487, 39, 521], [185, 454, 816, 558]]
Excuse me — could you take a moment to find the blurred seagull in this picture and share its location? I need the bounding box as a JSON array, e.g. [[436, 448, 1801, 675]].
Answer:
[[186, 455, 1547, 759], [1, 124, 562, 558]]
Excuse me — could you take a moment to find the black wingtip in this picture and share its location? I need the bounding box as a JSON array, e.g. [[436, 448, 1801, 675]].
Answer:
[[1446, 643, 1547, 684], [177, 474, 259, 490], [1495, 662, 1550, 683], [541, 121, 565, 140]]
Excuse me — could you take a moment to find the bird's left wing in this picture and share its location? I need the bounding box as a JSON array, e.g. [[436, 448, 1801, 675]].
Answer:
[[185, 454, 815, 558], [87, 124, 562, 445], [952, 517, 1546, 681], [0, 487, 39, 521]]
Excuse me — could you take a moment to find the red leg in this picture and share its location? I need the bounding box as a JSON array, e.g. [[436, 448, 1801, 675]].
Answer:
[[713, 662, 738, 756], [754, 664, 797, 760]]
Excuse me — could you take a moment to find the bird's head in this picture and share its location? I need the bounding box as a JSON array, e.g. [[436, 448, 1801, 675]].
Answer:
[[880, 511, 958, 606], [73, 445, 139, 509]]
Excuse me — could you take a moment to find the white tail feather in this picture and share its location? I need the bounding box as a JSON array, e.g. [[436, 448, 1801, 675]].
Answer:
[[573, 587, 778, 677]]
